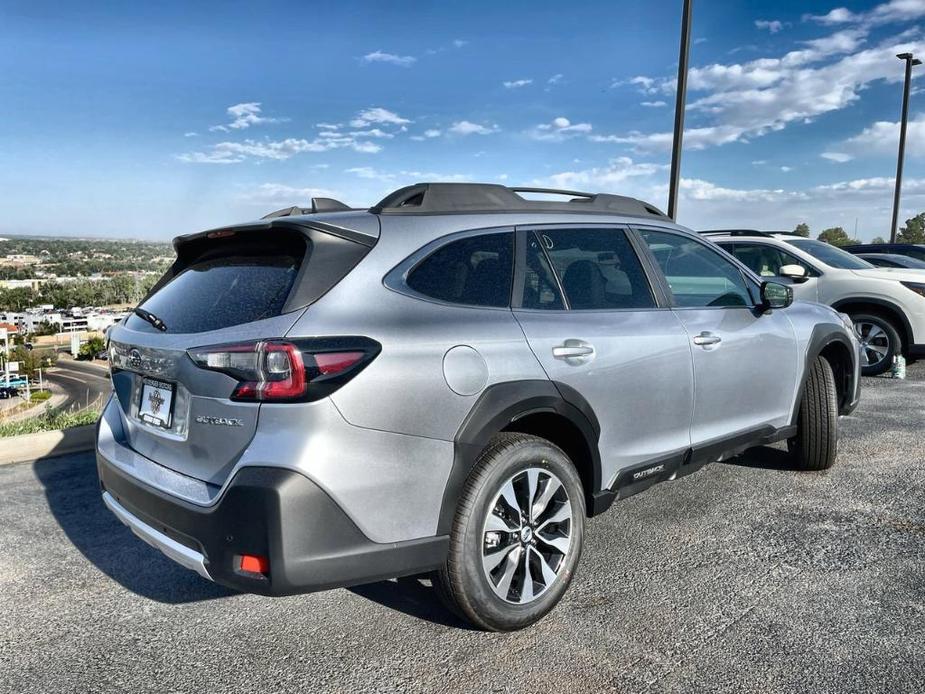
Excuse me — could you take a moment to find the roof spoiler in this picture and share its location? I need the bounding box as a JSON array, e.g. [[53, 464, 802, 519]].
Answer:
[[262, 197, 353, 219]]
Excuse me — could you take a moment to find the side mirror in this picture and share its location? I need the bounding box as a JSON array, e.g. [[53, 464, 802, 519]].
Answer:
[[761, 281, 793, 310], [779, 264, 808, 283]]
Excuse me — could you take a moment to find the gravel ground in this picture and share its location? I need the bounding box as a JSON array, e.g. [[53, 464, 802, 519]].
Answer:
[[1, 366, 923, 694]]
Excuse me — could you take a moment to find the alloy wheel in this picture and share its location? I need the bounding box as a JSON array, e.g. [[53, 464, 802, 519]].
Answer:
[[853, 320, 891, 370], [480, 467, 572, 604]]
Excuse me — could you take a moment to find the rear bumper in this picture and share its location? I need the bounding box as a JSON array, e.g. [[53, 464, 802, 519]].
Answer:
[[97, 452, 448, 596]]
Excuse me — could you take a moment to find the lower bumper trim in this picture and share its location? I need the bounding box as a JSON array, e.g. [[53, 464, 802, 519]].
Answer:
[[102, 491, 212, 581]]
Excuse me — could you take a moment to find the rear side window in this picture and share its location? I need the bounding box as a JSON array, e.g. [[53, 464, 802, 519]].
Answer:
[[407, 233, 514, 307], [532, 228, 655, 310], [126, 233, 307, 334]]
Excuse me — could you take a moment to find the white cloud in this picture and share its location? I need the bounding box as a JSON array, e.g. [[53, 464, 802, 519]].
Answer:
[[361, 50, 416, 67], [821, 151, 854, 162], [346, 166, 385, 180], [806, 0, 925, 27], [755, 19, 784, 33], [541, 156, 667, 191], [503, 79, 533, 89], [597, 28, 924, 151], [424, 128, 442, 138], [345, 167, 470, 183], [178, 133, 383, 164], [453, 39, 468, 48], [844, 114, 925, 155], [547, 73, 564, 86], [210, 102, 286, 132], [350, 107, 412, 128], [183, 132, 198, 137], [641, 100, 667, 107], [530, 116, 593, 142], [449, 120, 499, 135], [780, 166, 793, 172]]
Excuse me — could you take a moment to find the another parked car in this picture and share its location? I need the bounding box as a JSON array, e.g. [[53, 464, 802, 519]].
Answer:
[[703, 230, 925, 376], [842, 243, 925, 262], [98, 184, 860, 631], [0, 386, 19, 399], [854, 253, 925, 270]]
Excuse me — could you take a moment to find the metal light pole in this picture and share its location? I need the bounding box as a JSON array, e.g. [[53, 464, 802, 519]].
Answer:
[[667, 0, 693, 221], [890, 52, 921, 243]]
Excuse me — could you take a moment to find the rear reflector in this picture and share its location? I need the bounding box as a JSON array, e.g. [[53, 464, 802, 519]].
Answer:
[[239, 554, 269, 574]]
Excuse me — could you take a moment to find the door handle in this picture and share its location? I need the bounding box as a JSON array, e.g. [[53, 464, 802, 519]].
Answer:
[[692, 332, 722, 347], [552, 340, 595, 361]]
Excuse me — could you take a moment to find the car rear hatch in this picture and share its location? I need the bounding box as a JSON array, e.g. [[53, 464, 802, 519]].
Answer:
[[107, 216, 377, 486]]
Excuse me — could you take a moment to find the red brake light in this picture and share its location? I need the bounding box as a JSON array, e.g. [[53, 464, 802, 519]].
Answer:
[[188, 338, 379, 402], [314, 351, 364, 375]]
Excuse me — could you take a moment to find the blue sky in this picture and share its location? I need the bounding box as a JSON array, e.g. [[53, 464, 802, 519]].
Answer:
[[2, 0, 925, 240]]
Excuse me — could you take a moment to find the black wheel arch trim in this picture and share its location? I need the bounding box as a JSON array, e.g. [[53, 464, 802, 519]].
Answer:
[[438, 379, 602, 534], [793, 323, 860, 422]]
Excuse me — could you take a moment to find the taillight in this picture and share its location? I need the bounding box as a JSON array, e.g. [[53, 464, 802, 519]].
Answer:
[[187, 338, 379, 402]]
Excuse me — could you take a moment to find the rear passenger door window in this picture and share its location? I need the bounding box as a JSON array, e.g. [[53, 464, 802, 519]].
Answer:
[[638, 229, 754, 308], [406, 232, 514, 307], [522, 227, 655, 310]]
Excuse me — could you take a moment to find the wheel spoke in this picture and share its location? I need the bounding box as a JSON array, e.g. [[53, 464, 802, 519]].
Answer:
[[535, 531, 569, 555], [483, 544, 516, 573], [866, 324, 885, 341], [531, 476, 561, 523], [498, 480, 522, 525], [537, 503, 570, 532], [485, 510, 518, 533], [525, 469, 540, 518], [494, 545, 522, 599], [519, 550, 534, 603], [531, 546, 558, 587], [867, 343, 888, 357]]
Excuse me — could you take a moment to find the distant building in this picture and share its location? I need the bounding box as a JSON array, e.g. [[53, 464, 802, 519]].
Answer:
[[0, 278, 46, 291]]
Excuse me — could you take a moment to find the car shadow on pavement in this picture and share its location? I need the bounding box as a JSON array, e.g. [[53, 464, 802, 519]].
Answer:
[[33, 451, 236, 604], [725, 444, 800, 471], [350, 576, 476, 630]]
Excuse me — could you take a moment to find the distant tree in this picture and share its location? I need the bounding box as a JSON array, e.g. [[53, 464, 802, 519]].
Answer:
[[793, 223, 810, 237], [78, 336, 106, 360], [818, 227, 852, 247], [898, 213, 925, 244], [871, 236, 887, 244]]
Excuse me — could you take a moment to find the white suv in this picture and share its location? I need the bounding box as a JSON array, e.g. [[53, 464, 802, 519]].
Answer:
[[704, 231, 925, 375]]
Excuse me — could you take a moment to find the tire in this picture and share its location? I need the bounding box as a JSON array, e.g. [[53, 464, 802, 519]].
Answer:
[[789, 356, 839, 471], [433, 433, 585, 631], [850, 312, 901, 376]]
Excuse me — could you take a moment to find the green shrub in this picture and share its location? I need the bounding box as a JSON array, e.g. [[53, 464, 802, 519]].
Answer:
[[30, 390, 52, 402], [0, 407, 99, 437]]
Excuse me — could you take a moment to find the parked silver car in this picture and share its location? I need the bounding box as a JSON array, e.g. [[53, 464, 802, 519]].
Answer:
[[97, 183, 860, 630]]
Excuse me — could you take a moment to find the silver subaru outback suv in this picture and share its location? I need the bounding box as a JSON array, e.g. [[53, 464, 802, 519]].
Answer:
[[97, 183, 860, 631]]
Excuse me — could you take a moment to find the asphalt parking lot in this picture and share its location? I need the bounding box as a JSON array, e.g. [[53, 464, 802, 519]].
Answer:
[[2, 366, 923, 694]]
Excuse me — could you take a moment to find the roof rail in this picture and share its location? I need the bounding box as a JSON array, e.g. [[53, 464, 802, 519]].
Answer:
[[369, 182, 668, 218], [261, 197, 353, 219], [699, 229, 775, 237]]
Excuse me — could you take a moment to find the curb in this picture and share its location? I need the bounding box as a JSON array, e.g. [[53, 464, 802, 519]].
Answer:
[[0, 425, 96, 466]]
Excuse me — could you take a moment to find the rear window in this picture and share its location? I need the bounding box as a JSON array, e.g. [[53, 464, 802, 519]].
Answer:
[[126, 234, 306, 334], [406, 232, 514, 307]]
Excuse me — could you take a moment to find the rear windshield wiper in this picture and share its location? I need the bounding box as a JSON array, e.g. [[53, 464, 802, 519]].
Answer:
[[133, 307, 168, 332]]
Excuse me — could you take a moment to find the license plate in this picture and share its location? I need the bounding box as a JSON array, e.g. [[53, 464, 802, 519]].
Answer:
[[138, 378, 175, 429]]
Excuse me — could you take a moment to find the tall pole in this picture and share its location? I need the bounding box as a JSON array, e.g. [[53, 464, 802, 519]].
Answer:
[[890, 53, 920, 243], [667, 0, 693, 221]]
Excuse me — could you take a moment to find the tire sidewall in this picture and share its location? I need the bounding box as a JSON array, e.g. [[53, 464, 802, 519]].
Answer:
[[456, 440, 585, 631]]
